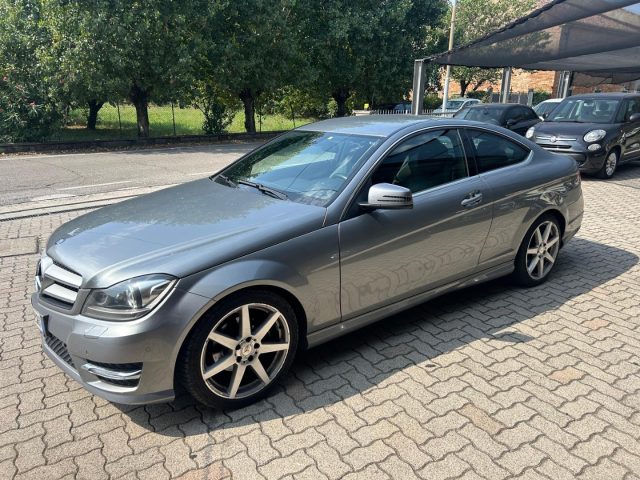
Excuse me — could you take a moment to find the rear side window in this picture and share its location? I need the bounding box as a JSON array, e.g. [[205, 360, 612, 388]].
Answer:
[[467, 130, 530, 173]]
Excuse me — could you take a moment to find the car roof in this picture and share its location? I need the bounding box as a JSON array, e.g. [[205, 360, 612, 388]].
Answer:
[[464, 103, 526, 110], [296, 115, 476, 138]]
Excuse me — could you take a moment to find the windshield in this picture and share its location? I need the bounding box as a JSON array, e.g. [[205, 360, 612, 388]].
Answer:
[[442, 100, 464, 109], [455, 107, 502, 123], [547, 98, 620, 123], [218, 131, 382, 206], [533, 101, 559, 116]]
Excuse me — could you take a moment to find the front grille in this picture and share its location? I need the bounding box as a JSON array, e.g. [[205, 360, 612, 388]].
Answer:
[[538, 143, 572, 150], [44, 332, 75, 368], [39, 258, 83, 309]]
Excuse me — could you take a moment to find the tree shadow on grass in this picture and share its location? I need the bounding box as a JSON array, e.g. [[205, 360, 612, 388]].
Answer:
[[116, 236, 638, 435]]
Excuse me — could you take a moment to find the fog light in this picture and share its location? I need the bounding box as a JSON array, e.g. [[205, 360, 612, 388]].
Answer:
[[587, 144, 601, 151]]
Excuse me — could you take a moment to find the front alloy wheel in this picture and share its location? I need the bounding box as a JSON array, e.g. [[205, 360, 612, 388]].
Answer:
[[180, 291, 298, 408], [513, 215, 562, 287], [598, 150, 618, 179]]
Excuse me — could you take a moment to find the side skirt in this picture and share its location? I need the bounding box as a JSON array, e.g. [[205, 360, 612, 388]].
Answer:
[[306, 262, 514, 349]]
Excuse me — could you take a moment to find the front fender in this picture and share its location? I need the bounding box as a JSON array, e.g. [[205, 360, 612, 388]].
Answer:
[[173, 225, 341, 355]]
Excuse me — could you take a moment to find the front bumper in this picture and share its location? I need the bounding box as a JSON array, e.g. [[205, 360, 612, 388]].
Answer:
[[32, 286, 209, 405], [535, 139, 607, 174]]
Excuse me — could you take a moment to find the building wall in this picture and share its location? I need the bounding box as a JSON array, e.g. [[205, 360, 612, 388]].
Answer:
[[442, 69, 555, 97]]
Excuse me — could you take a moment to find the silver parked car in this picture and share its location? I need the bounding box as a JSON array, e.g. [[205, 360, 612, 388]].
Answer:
[[32, 116, 584, 408]]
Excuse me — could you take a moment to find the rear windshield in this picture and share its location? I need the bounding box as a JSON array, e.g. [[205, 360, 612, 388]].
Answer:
[[455, 107, 502, 122], [547, 98, 620, 123]]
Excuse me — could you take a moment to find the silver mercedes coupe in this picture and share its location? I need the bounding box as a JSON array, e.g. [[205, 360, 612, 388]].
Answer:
[[32, 116, 584, 408]]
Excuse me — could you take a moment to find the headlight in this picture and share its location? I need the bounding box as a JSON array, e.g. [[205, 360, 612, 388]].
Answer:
[[525, 127, 535, 139], [583, 129, 606, 142], [82, 274, 176, 321]]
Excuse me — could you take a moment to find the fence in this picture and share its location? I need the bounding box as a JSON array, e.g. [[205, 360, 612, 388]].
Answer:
[[47, 102, 310, 143]]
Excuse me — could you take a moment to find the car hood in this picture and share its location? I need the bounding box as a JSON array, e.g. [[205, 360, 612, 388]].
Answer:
[[46, 179, 326, 288], [535, 121, 615, 137]]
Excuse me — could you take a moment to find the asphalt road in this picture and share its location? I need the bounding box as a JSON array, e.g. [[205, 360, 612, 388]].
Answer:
[[0, 142, 263, 206]]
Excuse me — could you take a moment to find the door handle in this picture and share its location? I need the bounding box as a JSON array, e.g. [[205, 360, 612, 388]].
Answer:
[[461, 191, 483, 208]]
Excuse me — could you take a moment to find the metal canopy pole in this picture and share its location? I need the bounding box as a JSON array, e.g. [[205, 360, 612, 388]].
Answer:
[[411, 59, 426, 115], [442, 0, 457, 111], [500, 67, 512, 103], [560, 71, 573, 98]]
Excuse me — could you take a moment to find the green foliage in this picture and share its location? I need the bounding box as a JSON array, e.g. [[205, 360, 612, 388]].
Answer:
[[190, 82, 237, 134], [465, 90, 490, 101], [532, 90, 551, 105], [450, 0, 536, 95], [423, 93, 442, 110], [297, 0, 448, 116], [0, 70, 60, 142]]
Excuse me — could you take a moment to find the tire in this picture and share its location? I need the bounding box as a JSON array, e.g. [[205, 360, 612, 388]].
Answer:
[[512, 214, 562, 287], [597, 149, 618, 179], [178, 290, 299, 409]]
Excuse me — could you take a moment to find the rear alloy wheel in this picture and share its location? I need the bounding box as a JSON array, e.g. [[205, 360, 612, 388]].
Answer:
[[513, 215, 561, 287], [180, 291, 298, 409], [597, 150, 618, 179]]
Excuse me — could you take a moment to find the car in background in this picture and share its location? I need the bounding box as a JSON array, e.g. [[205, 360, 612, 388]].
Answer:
[[393, 102, 412, 113], [433, 97, 481, 114], [533, 98, 562, 119], [454, 103, 540, 136], [527, 93, 640, 179], [33, 116, 583, 408]]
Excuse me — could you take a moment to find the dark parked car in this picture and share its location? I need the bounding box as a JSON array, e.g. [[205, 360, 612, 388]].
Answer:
[[33, 116, 583, 408], [526, 93, 640, 179], [454, 103, 540, 136]]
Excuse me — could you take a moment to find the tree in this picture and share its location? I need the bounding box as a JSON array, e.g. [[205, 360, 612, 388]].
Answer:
[[297, 1, 448, 116], [45, 0, 206, 137], [0, 0, 60, 142], [201, 0, 303, 133], [450, 0, 536, 96]]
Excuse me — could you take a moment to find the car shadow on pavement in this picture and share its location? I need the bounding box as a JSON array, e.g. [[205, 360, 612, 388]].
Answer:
[[115, 236, 638, 435]]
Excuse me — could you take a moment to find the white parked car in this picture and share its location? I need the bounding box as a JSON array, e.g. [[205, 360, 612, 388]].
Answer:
[[533, 98, 562, 119], [434, 98, 481, 113]]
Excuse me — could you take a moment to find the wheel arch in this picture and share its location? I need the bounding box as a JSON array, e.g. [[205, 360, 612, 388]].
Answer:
[[173, 282, 309, 390]]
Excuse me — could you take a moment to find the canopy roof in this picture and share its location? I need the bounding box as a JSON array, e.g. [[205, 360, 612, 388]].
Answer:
[[427, 0, 640, 86]]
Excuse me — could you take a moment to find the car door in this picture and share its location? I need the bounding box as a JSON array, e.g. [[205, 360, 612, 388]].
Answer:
[[338, 128, 493, 320], [463, 128, 537, 267], [620, 97, 640, 161]]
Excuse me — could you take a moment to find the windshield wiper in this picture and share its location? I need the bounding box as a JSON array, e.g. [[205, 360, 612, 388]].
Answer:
[[237, 180, 288, 200], [212, 173, 237, 187]]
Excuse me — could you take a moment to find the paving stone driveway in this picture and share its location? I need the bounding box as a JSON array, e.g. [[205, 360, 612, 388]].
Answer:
[[1, 165, 640, 480]]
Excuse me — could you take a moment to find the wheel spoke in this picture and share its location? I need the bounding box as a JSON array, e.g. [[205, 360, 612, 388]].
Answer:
[[544, 252, 556, 263], [254, 311, 280, 341], [208, 331, 237, 350], [260, 342, 289, 354], [252, 358, 271, 384], [228, 364, 246, 399], [203, 354, 235, 380], [527, 256, 540, 274], [534, 228, 543, 246], [547, 236, 559, 248], [240, 305, 252, 339], [537, 257, 545, 278], [527, 248, 538, 255], [542, 223, 552, 242]]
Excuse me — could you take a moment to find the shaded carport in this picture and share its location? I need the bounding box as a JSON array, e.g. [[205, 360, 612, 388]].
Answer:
[[412, 0, 640, 114]]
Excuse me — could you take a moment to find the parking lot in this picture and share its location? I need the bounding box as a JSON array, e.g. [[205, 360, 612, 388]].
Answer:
[[1, 162, 640, 480]]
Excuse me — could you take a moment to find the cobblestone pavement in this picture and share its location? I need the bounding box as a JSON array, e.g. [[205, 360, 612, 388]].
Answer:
[[1, 164, 640, 480]]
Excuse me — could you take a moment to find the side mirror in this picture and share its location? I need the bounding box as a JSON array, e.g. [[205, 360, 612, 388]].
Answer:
[[629, 113, 640, 123], [541, 112, 549, 119], [359, 183, 413, 210]]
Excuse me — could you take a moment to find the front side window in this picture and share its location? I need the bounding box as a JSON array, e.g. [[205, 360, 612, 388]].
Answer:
[[467, 129, 530, 173], [371, 129, 468, 193], [455, 107, 502, 124], [220, 131, 382, 206], [548, 98, 620, 123]]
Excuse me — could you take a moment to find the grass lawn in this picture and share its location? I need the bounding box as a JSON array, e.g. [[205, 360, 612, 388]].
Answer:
[[55, 104, 314, 142]]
